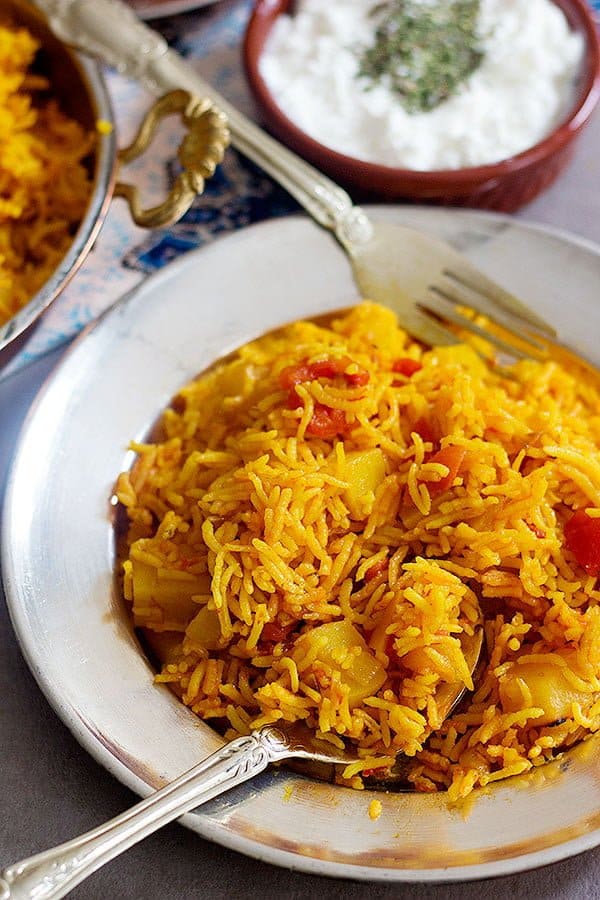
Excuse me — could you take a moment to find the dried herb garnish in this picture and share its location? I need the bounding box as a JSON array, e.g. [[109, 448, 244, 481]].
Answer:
[[356, 0, 484, 114]]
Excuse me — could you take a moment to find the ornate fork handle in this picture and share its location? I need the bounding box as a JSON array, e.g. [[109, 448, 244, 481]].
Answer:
[[0, 727, 291, 900], [34, 0, 373, 248]]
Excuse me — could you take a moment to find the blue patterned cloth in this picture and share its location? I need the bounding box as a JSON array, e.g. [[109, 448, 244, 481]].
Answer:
[[3, 0, 598, 377]]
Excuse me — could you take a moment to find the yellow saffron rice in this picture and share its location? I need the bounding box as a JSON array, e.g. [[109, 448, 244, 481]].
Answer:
[[116, 302, 600, 800], [0, 24, 94, 326]]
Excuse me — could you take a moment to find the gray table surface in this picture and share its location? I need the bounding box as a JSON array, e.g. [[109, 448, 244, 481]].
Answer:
[[1, 88, 600, 900]]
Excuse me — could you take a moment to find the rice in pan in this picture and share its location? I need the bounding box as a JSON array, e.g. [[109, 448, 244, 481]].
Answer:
[[0, 24, 94, 326], [116, 302, 600, 800]]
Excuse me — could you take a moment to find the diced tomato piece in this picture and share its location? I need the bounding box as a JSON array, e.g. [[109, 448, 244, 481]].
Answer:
[[526, 522, 546, 539], [426, 446, 466, 496], [413, 417, 436, 444], [304, 359, 341, 381], [309, 357, 369, 386], [285, 388, 302, 409], [564, 509, 600, 576], [344, 367, 370, 387], [280, 357, 365, 437], [392, 358, 422, 377], [364, 559, 389, 582], [279, 362, 313, 390], [306, 404, 348, 438], [279, 356, 369, 393]]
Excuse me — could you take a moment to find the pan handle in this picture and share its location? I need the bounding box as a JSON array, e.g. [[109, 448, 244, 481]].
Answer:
[[113, 88, 230, 229]]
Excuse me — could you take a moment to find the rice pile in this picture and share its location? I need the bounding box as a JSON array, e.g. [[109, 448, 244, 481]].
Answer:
[[116, 302, 600, 799], [0, 23, 94, 326]]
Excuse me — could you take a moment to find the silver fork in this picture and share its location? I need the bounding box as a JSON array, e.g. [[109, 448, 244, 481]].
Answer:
[[36, 0, 558, 362]]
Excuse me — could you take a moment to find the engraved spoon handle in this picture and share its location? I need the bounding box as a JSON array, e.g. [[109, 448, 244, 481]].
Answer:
[[32, 0, 373, 247], [0, 730, 281, 900]]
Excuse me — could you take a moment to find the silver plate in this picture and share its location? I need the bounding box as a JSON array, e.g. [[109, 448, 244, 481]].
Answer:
[[3, 207, 600, 882]]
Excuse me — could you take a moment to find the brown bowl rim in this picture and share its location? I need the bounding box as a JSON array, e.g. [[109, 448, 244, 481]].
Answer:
[[243, 0, 600, 186]]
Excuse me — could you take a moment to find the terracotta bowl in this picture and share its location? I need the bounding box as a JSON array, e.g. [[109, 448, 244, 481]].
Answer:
[[243, 0, 600, 212]]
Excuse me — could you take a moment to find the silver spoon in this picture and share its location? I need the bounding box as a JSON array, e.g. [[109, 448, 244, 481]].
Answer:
[[0, 624, 482, 899], [0, 724, 358, 900]]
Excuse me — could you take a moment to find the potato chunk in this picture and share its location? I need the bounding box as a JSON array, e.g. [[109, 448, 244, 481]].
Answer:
[[130, 556, 210, 630], [499, 657, 592, 725], [185, 606, 222, 650], [343, 449, 386, 519], [293, 620, 386, 706]]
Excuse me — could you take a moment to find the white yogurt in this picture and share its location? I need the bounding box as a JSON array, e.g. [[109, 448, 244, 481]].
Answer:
[[259, 0, 584, 170]]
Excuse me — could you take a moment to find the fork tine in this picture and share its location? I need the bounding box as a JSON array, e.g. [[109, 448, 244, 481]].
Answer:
[[350, 221, 558, 354], [393, 305, 460, 348], [443, 261, 557, 338], [419, 295, 546, 361], [428, 284, 548, 352]]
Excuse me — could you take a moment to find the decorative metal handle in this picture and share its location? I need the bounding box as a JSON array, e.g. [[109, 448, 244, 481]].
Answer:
[[115, 88, 230, 228], [32, 0, 373, 247], [0, 728, 288, 900]]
